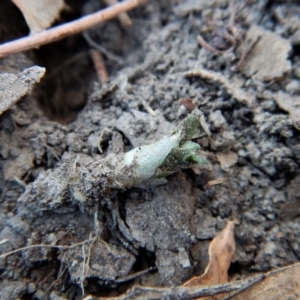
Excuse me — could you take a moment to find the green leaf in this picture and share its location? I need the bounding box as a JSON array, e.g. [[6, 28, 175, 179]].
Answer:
[[185, 154, 208, 165], [180, 141, 200, 151], [180, 115, 198, 144]]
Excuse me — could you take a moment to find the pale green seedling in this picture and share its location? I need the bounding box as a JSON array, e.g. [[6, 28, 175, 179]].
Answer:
[[110, 110, 208, 188]]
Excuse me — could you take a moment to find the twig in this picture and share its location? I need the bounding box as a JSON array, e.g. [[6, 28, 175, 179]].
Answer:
[[0, 0, 145, 58], [0, 239, 8, 245], [90, 49, 109, 84], [197, 35, 222, 55], [114, 267, 157, 283], [80, 242, 88, 296], [44, 267, 67, 296], [228, 0, 238, 35], [93, 275, 264, 299], [233, 43, 246, 70], [141, 99, 156, 116], [83, 31, 124, 65], [222, 275, 265, 300], [233, 35, 261, 71], [197, 34, 234, 56], [104, 0, 133, 26]]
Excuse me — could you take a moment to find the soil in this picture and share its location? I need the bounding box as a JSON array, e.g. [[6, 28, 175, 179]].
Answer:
[[1, 0, 300, 299]]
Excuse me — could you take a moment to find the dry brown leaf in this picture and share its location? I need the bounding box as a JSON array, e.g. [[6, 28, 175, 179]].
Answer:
[[183, 221, 235, 299], [273, 91, 300, 130], [11, 0, 66, 34], [241, 25, 291, 81], [216, 151, 238, 171], [228, 262, 300, 300]]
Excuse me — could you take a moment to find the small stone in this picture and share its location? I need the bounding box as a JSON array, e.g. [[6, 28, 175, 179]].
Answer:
[[209, 110, 226, 128], [178, 247, 191, 268], [217, 150, 238, 171], [264, 241, 277, 255], [285, 80, 300, 94]]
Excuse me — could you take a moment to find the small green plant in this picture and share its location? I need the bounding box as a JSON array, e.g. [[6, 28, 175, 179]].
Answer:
[[110, 110, 208, 188]]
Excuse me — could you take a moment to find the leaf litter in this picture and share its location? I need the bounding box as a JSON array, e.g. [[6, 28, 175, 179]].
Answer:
[[11, 0, 67, 34]]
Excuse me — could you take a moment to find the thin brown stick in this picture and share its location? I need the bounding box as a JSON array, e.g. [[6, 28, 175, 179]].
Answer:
[[83, 31, 124, 65], [104, 0, 133, 26], [90, 49, 109, 84], [0, 0, 144, 58], [92, 275, 264, 300], [44, 267, 67, 296], [197, 35, 223, 55], [228, 0, 237, 35], [114, 267, 157, 283]]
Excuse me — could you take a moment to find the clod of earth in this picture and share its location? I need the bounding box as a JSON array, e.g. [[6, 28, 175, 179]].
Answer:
[[19, 109, 208, 211], [0, 66, 45, 115], [90, 221, 236, 300]]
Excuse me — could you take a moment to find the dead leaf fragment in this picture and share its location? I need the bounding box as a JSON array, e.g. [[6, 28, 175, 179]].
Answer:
[[0, 66, 45, 115], [241, 25, 291, 81], [77, 263, 300, 300], [229, 262, 300, 300], [217, 151, 238, 171], [184, 221, 235, 287], [183, 221, 235, 299], [11, 0, 66, 34], [273, 91, 300, 129]]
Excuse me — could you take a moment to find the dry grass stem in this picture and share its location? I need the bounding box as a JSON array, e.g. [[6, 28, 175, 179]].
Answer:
[[141, 99, 156, 116], [207, 178, 227, 186]]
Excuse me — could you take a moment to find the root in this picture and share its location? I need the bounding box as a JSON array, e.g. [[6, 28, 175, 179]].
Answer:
[[0, 237, 97, 259]]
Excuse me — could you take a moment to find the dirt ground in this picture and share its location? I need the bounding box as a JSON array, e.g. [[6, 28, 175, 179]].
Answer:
[[1, 0, 300, 299]]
